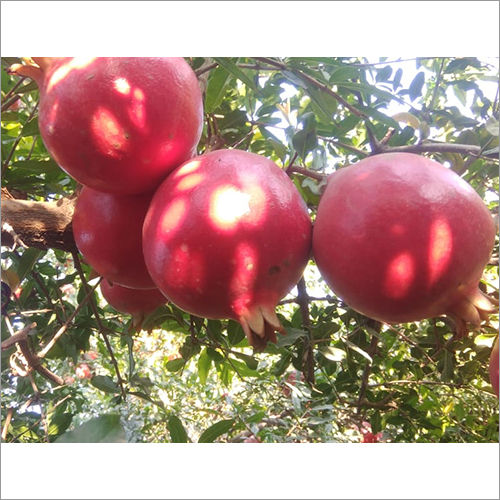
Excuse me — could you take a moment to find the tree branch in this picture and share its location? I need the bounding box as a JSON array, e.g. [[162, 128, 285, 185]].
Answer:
[[1, 196, 77, 252], [287, 165, 327, 182], [72, 251, 127, 398], [296, 277, 315, 384]]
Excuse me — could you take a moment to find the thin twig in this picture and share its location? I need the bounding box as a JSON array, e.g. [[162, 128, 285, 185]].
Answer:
[[32, 271, 65, 325], [1, 76, 27, 104], [319, 136, 367, 156], [287, 165, 327, 182], [37, 277, 102, 359], [71, 251, 127, 398]]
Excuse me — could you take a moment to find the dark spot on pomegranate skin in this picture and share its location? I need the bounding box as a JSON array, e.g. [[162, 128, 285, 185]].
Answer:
[[269, 265, 281, 275]]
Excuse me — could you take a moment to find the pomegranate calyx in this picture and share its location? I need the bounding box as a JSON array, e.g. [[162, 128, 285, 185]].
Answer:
[[239, 305, 285, 352], [8, 62, 44, 85], [132, 313, 145, 332], [446, 286, 497, 338]]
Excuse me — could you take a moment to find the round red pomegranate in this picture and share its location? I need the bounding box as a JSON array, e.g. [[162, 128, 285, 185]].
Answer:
[[73, 187, 155, 289], [9, 57, 203, 194], [142, 149, 312, 350], [100, 279, 166, 316], [313, 153, 496, 335], [489, 337, 499, 398]]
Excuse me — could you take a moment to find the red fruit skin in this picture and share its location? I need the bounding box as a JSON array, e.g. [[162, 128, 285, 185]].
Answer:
[[73, 187, 156, 289], [100, 279, 166, 316], [142, 149, 312, 349], [489, 337, 499, 398], [35, 57, 203, 194], [313, 153, 496, 324]]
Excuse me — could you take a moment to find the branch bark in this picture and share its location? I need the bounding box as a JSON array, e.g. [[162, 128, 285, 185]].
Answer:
[[1, 196, 77, 251]]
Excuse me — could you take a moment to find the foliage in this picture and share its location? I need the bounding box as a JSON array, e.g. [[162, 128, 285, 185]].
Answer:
[[1, 56, 498, 444]]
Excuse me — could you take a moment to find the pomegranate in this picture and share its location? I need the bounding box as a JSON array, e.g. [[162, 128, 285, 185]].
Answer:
[[9, 57, 203, 194], [489, 337, 499, 398], [312, 153, 496, 336], [100, 279, 166, 318], [142, 149, 312, 350], [73, 187, 155, 289]]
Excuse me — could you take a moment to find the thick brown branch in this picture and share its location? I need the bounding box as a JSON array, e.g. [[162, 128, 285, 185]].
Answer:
[[1, 197, 76, 251]]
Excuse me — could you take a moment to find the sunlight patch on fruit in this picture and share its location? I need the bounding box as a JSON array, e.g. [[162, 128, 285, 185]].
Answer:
[[384, 251, 416, 299], [46, 100, 59, 135], [91, 107, 129, 158], [46, 57, 97, 93], [128, 87, 147, 130], [428, 217, 453, 286], [209, 186, 252, 230], [172, 160, 202, 178], [158, 198, 187, 238], [176, 173, 205, 192], [113, 77, 131, 95]]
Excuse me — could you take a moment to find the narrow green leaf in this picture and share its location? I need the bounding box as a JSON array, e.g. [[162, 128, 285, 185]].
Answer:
[[168, 415, 189, 443], [213, 58, 258, 93], [16, 248, 43, 285], [91, 375, 120, 394], [205, 65, 232, 113], [408, 71, 425, 101], [344, 340, 373, 363], [392, 68, 403, 90], [21, 117, 39, 137], [197, 348, 212, 384], [198, 419, 235, 443], [56, 414, 125, 443]]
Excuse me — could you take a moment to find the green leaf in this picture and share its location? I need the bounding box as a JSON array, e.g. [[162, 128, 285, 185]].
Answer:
[[408, 71, 425, 101], [344, 340, 373, 362], [375, 66, 392, 82], [16, 248, 43, 285], [48, 413, 73, 438], [205, 65, 232, 113], [277, 328, 308, 348], [165, 358, 185, 372], [292, 112, 317, 159], [320, 346, 346, 362], [91, 375, 120, 394], [197, 348, 212, 384], [11, 159, 60, 176], [21, 117, 39, 137], [232, 351, 258, 370], [167, 415, 189, 443], [198, 419, 235, 443], [227, 320, 245, 345], [392, 68, 403, 90], [56, 414, 126, 443], [213, 58, 258, 93]]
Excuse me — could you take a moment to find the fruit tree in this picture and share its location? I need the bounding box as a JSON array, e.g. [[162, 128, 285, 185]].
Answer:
[[1, 57, 498, 444]]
